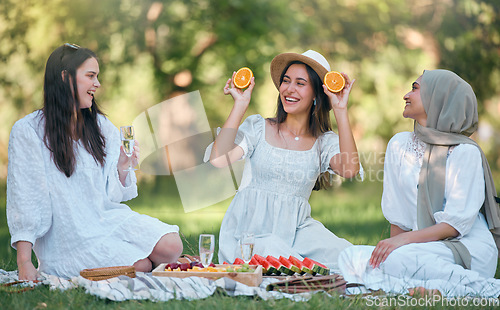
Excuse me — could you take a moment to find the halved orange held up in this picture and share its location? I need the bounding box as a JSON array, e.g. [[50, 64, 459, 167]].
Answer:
[[324, 71, 345, 93], [233, 67, 253, 89]]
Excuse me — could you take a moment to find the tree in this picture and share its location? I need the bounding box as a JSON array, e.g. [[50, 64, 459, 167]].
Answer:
[[0, 0, 498, 179]]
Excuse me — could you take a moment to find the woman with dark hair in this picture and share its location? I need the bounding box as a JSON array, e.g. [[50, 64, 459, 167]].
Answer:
[[206, 50, 362, 269], [338, 70, 500, 297], [7, 44, 182, 281]]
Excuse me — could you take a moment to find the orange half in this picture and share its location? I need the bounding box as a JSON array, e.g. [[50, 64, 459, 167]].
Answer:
[[324, 71, 345, 93], [233, 67, 253, 89]]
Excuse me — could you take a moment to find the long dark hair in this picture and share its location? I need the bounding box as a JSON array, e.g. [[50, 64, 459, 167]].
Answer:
[[43, 44, 106, 177], [269, 61, 332, 137]]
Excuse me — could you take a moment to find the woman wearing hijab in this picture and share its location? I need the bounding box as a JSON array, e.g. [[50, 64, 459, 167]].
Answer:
[[338, 69, 500, 297]]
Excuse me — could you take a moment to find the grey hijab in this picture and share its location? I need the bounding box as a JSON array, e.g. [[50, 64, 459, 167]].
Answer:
[[414, 69, 500, 269]]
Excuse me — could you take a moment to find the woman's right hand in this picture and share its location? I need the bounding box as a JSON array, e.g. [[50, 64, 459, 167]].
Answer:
[[223, 71, 255, 109], [16, 241, 39, 282], [323, 72, 355, 112], [18, 260, 39, 281]]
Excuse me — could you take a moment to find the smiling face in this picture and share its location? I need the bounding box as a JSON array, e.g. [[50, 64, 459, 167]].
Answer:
[[279, 63, 315, 115], [403, 75, 427, 126], [75, 57, 100, 109]]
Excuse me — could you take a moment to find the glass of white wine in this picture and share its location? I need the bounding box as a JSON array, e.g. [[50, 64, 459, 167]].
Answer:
[[199, 234, 215, 268], [120, 126, 137, 172], [240, 232, 255, 264]]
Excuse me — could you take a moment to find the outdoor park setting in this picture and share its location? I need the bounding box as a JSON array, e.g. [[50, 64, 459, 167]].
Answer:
[[1, 0, 500, 308]]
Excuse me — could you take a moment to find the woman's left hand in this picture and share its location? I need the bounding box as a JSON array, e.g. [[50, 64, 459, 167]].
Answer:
[[118, 140, 140, 173], [323, 72, 355, 111], [369, 223, 459, 269], [368, 233, 411, 269]]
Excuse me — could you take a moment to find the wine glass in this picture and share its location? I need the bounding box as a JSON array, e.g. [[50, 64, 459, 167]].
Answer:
[[120, 126, 137, 172], [240, 232, 255, 264], [199, 234, 215, 268]]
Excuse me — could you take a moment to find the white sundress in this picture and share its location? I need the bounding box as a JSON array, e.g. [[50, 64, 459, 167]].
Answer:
[[7, 111, 179, 279], [210, 114, 356, 270], [338, 131, 500, 297]]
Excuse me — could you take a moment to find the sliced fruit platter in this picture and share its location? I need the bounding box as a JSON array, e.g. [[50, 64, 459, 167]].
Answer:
[[225, 254, 330, 276], [152, 262, 263, 287], [162, 261, 255, 273]]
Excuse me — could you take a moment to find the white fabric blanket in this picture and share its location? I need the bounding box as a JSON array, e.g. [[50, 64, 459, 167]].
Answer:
[[0, 269, 322, 302]]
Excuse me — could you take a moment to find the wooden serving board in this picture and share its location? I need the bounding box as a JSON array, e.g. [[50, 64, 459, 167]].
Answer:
[[152, 264, 263, 287]]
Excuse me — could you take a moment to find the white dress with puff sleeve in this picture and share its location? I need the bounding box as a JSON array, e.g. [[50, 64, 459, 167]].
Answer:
[[338, 132, 500, 297], [211, 115, 355, 269], [7, 111, 179, 278]]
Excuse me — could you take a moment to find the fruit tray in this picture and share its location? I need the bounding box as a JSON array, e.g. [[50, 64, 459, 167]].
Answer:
[[152, 264, 263, 287]]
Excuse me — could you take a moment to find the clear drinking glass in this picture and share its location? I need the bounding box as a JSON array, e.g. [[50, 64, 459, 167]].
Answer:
[[199, 234, 215, 268], [120, 126, 137, 172], [240, 232, 255, 264]]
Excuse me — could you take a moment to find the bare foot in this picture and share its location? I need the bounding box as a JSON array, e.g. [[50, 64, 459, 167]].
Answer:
[[408, 287, 442, 298]]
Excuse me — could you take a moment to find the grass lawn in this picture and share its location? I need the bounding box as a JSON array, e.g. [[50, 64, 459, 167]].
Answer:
[[0, 176, 499, 309]]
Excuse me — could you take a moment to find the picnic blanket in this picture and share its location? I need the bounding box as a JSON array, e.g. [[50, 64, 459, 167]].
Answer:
[[0, 269, 356, 302]]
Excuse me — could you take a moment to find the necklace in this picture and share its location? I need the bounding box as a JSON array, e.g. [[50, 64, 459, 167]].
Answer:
[[284, 123, 305, 141]]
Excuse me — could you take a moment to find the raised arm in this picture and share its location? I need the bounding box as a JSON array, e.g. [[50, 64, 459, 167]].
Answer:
[[99, 116, 138, 202], [324, 73, 360, 178], [117, 141, 140, 186], [209, 72, 255, 168]]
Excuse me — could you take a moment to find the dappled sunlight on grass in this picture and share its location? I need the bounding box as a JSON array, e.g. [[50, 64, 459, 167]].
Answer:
[[1, 177, 498, 275], [128, 176, 229, 236], [122, 175, 390, 261], [129, 176, 388, 248], [309, 179, 387, 245]]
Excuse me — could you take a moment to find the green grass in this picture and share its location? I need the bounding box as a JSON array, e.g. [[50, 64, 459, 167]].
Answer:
[[1, 177, 499, 309]]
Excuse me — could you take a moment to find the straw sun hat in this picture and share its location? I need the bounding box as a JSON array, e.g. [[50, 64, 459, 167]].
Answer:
[[270, 50, 331, 89]]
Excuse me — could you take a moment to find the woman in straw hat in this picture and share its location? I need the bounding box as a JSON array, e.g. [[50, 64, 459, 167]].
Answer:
[[7, 44, 182, 280], [338, 69, 500, 297], [206, 50, 362, 269]]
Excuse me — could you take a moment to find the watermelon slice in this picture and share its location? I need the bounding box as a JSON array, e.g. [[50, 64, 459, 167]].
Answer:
[[253, 254, 278, 275], [248, 255, 268, 275], [248, 256, 260, 266], [288, 256, 307, 275], [252, 254, 267, 264], [267, 255, 294, 275], [302, 257, 330, 276], [233, 258, 245, 265], [279, 256, 302, 275]]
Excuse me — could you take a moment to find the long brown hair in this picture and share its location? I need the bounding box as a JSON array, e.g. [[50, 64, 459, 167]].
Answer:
[[269, 60, 332, 137], [42, 44, 106, 177]]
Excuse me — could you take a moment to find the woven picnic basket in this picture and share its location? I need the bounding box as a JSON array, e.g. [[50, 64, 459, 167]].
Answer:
[[80, 266, 136, 281], [266, 274, 347, 294]]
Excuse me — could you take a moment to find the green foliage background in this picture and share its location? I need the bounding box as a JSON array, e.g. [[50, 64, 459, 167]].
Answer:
[[0, 4, 500, 308], [1, 0, 499, 180], [0, 0, 499, 259]]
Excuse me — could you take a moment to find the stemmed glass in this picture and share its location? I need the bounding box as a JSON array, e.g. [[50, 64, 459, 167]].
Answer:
[[199, 234, 215, 268], [120, 126, 137, 172], [240, 232, 255, 264]]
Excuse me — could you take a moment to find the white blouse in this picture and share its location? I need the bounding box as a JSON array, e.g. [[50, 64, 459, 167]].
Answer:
[[382, 131, 493, 242], [337, 131, 499, 296], [7, 111, 178, 278]]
